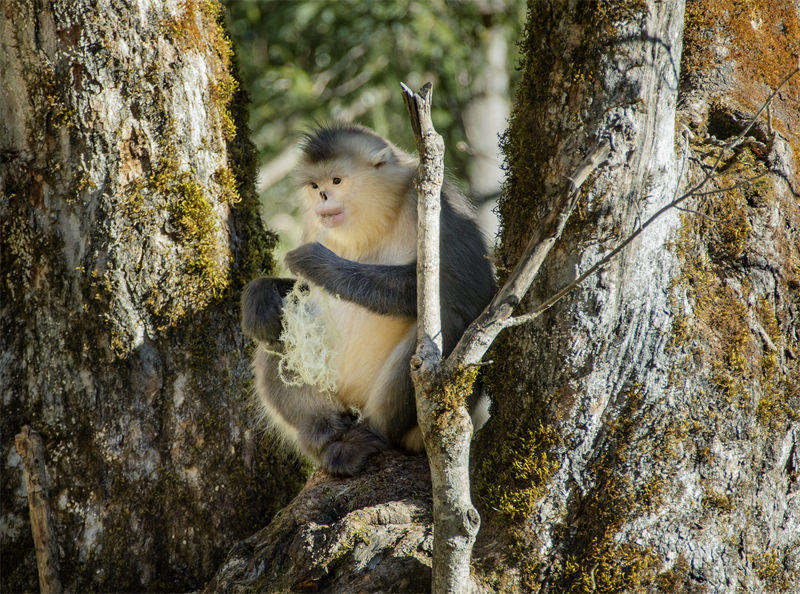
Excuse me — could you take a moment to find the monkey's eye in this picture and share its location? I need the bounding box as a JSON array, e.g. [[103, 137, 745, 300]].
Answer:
[[332, 177, 342, 185], [310, 182, 318, 189]]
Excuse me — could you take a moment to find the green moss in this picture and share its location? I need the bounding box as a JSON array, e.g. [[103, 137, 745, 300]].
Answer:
[[670, 181, 755, 409], [544, 387, 665, 592], [683, 0, 800, 119], [213, 166, 241, 204], [210, 74, 238, 141], [560, 543, 659, 594], [669, 132, 799, 430], [68, 169, 97, 203], [754, 297, 788, 427], [653, 555, 691, 592], [220, 37, 278, 284], [474, 421, 560, 522], [432, 365, 480, 421], [135, 150, 229, 326], [163, 168, 226, 287], [162, 0, 238, 143], [702, 487, 734, 513], [29, 68, 76, 137]]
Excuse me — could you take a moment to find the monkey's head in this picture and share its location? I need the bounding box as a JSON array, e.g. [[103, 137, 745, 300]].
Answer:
[[296, 124, 414, 247]]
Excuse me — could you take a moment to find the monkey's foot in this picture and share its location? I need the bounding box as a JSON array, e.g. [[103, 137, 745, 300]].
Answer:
[[320, 425, 387, 477], [401, 426, 425, 453]]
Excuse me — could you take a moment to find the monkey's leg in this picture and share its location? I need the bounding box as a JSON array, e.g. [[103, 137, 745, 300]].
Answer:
[[253, 347, 387, 476], [361, 327, 421, 451], [361, 326, 492, 453], [243, 276, 385, 475]]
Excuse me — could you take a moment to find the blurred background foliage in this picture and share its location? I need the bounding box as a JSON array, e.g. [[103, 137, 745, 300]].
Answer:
[[224, 0, 525, 257]]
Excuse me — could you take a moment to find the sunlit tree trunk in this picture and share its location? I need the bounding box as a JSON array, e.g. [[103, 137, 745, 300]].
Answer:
[[0, 1, 303, 591], [474, 0, 800, 591], [464, 16, 510, 243]]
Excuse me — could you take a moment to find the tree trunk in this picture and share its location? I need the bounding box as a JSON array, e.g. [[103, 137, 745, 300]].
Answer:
[[0, 1, 305, 591], [463, 17, 510, 243], [474, 0, 800, 592]]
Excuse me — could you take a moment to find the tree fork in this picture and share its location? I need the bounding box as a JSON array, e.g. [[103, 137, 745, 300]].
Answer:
[[402, 81, 611, 592]]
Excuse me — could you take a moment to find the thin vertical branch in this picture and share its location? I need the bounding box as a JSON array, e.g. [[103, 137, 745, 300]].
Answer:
[[402, 82, 444, 362], [15, 426, 62, 594], [402, 82, 479, 594]]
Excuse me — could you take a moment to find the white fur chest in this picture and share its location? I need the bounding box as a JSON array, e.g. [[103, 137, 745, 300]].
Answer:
[[314, 287, 413, 407]]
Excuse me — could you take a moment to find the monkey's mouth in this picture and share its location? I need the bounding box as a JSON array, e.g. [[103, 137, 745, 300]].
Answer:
[[316, 205, 346, 227]]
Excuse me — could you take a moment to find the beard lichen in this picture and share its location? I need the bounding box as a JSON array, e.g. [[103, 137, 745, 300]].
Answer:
[[268, 283, 340, 395]]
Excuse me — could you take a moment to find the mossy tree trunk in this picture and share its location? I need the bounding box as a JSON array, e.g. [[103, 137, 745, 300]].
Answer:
[[0, 1, 305, 591], [473, 0, 800, 591], [203, 1, 799, 592]]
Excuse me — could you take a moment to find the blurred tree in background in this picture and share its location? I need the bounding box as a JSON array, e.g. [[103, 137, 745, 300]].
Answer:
[[224, 0, 524, 254]]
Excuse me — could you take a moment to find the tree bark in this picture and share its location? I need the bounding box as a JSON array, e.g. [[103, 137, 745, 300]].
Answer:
[[473, 0, 800, 592], [463, 17, 511, 243], [0, 1, 304, 591], [14, 427, 61, 594]]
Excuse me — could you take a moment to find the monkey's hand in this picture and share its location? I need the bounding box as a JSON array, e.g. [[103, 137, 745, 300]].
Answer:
[[319, 423, 388, 477], [284, 242, 340, 287], [240, 277, 294, 343]]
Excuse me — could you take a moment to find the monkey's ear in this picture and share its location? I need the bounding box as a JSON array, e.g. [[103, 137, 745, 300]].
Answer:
[[371, 147, 394, 169]]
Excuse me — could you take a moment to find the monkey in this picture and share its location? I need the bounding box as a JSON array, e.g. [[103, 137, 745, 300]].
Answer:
[[241, 123, 494, 476]]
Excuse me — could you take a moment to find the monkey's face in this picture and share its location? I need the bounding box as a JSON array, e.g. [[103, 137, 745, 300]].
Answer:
[[300, 155, 406, 238], [302, 169, 350, 229]]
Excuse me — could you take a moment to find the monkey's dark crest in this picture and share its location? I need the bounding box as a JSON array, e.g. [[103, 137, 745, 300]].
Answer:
[[299, 122, 396, 164], [241, 123, 494, 476]]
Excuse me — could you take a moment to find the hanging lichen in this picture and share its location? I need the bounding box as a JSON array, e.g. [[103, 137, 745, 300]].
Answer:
[[267, 282, 340, 395]]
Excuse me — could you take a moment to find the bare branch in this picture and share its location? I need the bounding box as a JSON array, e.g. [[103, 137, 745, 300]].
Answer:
[[443, 141, 611, 372], [15, 426, 61, 594], [687, 171, 767, 198], [402, 82, 478, 594], [402, 81, 444, 360], [674, 205, 720, 222]]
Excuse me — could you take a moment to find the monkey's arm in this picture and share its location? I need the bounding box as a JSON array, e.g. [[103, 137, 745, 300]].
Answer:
[[285, 242, 416, 317]]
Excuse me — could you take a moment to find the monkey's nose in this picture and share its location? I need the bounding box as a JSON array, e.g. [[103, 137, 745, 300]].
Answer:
[[320, 191, 328, 201]]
